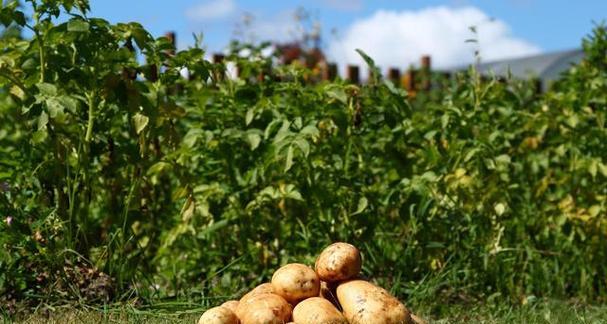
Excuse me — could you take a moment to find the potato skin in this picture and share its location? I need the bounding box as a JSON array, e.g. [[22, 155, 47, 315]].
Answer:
[[292, 297, 348, 324], [315, 242, 362, 282], [198, 306, 240, 324], [271, 263, 320, 304], [236, 293, 292, 324], [239, 283, 276, 305], [221, 300, 239, 314], [336, 280, 412, 324]]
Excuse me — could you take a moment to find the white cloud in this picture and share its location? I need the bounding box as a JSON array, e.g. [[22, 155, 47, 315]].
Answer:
[[231, 10, 304, 45], [186, 0, 236, 21], [327, 6, 541, 71]]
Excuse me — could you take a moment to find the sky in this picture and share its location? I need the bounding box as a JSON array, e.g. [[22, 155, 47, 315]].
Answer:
[[84, 0, 606, 70]]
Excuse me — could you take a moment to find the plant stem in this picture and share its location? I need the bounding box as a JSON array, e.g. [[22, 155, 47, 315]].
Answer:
[[344, 97, 354, 178], [85, 91, 96, 142], [31, 9, 46, 83], [0, 70, 27, 94], [37, 32, 46, 83]]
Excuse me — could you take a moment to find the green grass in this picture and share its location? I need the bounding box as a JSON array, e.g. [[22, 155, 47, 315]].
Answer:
[[6, 300, 607, 324]]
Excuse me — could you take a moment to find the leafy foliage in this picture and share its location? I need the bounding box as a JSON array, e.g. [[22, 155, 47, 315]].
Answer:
[[1, 0, 606, 312]]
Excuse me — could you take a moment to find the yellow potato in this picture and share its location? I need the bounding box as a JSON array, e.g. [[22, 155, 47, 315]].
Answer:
[[292, 297, 348, 324], [239, 283, 276, 305], [198, 306, 239, 324], [271, 263, 320, 304], [315, 242, 362, 282], [236, 293, 292, 324], [221, 300, 239, 314], [336, 280, 412, 324]]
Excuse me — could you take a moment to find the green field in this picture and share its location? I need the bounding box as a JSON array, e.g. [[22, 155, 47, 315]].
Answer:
[[1, 0, 607, 322]]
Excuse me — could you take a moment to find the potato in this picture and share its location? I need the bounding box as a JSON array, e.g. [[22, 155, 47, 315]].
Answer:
[[271, 263, 320, 304], [336, 280, 412, 324], [198, 306, 239, 324], [318, 281, 341, 310], [221, 300, 239, 313], [292, 297, 348, 324], [239, 283, 276, 305], [315, 242, 362, 282], [237, 293, 292, 324]]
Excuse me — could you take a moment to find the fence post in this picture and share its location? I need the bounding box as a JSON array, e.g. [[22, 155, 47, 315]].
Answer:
[[213, 54, 225, 64], [323, 63, 338, 81], [347, 65, 360, 84], [388, 68, 401, 85], [212, 53, 225, 82], [165, 31, 176, 56], [420, 55, 431, 91], [403, 68, 416, 94]]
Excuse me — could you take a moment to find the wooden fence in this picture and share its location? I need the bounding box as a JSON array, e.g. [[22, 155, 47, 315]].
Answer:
[[157, 31, 542, 95]]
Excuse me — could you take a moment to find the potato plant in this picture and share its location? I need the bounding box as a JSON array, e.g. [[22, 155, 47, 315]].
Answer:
[[0, 0, 606, 312]]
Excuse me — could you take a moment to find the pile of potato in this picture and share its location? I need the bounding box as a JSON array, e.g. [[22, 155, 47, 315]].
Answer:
[[198, 242, 425, 324]]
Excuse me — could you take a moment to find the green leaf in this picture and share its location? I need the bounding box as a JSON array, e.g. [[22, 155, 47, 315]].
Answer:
[[293, 117, 303, 130], [589, 159, 598, 178], [46, 98, 64, 118], [58, 96, 79, 113], [132, 112, 149, 134], [67, 19, 90, 32], [284, 145, 294, 172], [36, 83, 57, 96], [325, 85, 347, 104], [0, 8, 13, 27], [264, 119, 283, 140], [598, 162, 607, 177], [494, 203, 506, 216], [183, 129, 203, 148], [12, 10, 25, 26], [197, 219, 229, 238], [351, 197, 368, 216], [37, 111, 48, 130], [495, 154, 511, 164], [421, 171, 438, 182], [299, 125, 319, 137], [246, 108, 255, 126], [356, 48, 381, 83], [62, 0, 74, 12], [147, 162, 171, 175], [246, 133, 261, 151], [441, 114, 450, 129], [293, 138, 310, 157], [130, 23, 152, 49], [383, 79, 407, 96], [283, 184, 304, 201]]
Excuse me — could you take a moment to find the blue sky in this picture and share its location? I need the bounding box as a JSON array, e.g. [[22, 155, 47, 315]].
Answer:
[[85, 0, 606, 69]]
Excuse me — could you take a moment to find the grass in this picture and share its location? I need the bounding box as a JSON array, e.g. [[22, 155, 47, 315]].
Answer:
[[5, 300, 607, 323]]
